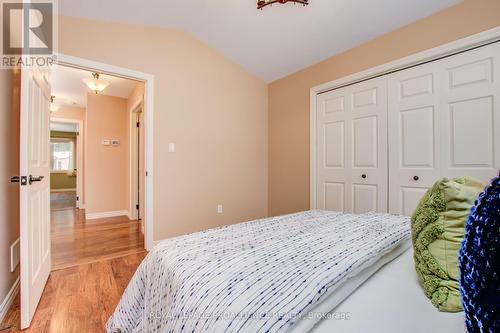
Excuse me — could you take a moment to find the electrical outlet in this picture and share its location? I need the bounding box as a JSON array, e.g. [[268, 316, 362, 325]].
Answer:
[[217, 204, 223, 214]]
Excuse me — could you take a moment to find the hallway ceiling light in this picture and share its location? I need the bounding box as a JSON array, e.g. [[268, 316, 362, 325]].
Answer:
[[257, 0, 309, 10], [82, 72, 110, 94]]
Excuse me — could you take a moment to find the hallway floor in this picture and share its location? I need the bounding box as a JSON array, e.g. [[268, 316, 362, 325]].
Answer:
[[50, 191, 145, 271]]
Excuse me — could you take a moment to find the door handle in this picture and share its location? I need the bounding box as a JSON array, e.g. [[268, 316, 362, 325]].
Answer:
[[29, 175, 44, 185]]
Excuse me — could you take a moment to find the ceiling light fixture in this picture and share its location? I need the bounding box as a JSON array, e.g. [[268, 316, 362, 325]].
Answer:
[[257, 0, 309, 10], [82, 72, 110, 94]]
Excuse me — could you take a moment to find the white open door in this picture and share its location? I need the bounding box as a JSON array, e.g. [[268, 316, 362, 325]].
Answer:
[[19, 67, 51, 329]]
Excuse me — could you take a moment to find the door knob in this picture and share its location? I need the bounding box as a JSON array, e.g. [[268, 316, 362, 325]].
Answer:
[[29, 175, 44, 185], [361, 174, 367, 179], [413, 176, 419, 181]]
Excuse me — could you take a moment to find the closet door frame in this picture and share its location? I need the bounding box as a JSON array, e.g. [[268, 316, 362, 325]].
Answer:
[[310, 27, 500, 209]]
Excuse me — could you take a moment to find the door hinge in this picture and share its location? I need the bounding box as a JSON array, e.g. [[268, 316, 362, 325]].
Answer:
[[76, 196, 79, 201], [136, 122, 140, 127], [136, 204, 139, 210]]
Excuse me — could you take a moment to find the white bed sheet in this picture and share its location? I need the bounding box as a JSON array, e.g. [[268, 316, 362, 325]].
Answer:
[[305, 247, 465, 333]]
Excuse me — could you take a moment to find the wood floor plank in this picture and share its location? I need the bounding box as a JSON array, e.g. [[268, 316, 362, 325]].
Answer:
[[50, 192, 144, 271], [1, 253, 147, 333], [0, 192, 147, 332]]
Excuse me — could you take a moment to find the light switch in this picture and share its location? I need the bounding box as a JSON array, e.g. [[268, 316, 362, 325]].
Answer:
[[217, 204, 223, 214], [169, 143, 175, 153]]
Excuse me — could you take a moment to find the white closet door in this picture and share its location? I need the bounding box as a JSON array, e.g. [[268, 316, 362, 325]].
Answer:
[[316, 77, 387, 213], [388, 62, 442, 215], [438, 42, 500, 183], [389, 42, 500, 216]]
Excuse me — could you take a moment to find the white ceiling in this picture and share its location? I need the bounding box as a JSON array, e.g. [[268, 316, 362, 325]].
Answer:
[[51, 65, 139, 108], [58, 0, 461, 82], [50, 121, 78, 132]]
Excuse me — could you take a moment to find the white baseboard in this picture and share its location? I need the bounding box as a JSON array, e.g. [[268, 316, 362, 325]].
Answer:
[[86, 210, 129, 220], [50, 188, 76, 192], [0, 277, 19, 323]]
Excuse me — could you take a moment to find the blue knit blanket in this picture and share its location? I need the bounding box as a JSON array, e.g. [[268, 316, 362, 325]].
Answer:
[[459, 175, 500, 333]]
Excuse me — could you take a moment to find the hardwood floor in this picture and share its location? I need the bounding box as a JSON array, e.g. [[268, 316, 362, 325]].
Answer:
[[0, 253, 146, 333], [50, 192, 144, 271], [51, 210, 145, 271], [0, 193, 146, 331], [50, 191, 77, 211]]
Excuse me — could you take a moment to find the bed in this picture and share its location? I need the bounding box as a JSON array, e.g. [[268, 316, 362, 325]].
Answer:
[[107, 210, 464, 333], [303, 247, 465, 332]]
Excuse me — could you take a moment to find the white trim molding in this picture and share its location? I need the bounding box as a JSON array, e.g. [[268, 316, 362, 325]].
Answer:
[[310, 27, 500, 209], [55, 53, 155, 251], [0, 277, 20, 323], [85, 210, 129, 220], [128, 101, 144, 221]]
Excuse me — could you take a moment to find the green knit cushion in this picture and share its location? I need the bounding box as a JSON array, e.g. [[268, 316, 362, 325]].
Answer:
[[411, 176, 484, 312]]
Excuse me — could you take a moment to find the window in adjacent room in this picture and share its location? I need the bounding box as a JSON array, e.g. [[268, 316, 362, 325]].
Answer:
[[50, 138, 74, 172]]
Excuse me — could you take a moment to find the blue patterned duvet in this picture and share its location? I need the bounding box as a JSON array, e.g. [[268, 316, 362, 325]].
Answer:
[[107, 210, 410, 333]]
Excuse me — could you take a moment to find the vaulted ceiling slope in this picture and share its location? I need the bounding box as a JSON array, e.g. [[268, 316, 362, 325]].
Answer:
[[59, 0, 460, 82]]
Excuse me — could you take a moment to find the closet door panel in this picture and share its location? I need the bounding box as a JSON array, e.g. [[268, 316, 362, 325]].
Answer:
[[350, 78, 388, 213], [388, 63, 442, 215], [316, 89, 352, 212], [352, 184, 378, 214], [316, 77, 387, 213], [439, 42, 500, 183]]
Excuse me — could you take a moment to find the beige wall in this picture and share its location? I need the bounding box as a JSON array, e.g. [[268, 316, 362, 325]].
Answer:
[[58, 16, 268, 240], [268, 0, 500, 216], [86, 93, 129, 214], [0, 69, 20, 307]]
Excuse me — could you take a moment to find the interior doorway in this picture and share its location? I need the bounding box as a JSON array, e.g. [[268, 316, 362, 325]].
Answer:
[[49, 118, 83, 210], [18, 55, 154, 329], [48, 63, 148, 271]]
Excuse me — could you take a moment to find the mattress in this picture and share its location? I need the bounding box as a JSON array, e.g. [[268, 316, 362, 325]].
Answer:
[[290, 239, 412, 332], [305, 247, 466, 333]]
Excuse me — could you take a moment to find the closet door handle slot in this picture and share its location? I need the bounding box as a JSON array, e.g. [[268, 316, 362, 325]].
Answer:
[[361, 174, 367, 179], [413, 176, 419, 181]]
